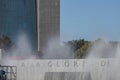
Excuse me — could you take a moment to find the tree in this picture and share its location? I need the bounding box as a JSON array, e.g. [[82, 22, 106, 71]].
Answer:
[[0, 35, 13, 51], [65, 39, 91, 59], [74, 42, 91, 58], [66, 39, 89, 52]]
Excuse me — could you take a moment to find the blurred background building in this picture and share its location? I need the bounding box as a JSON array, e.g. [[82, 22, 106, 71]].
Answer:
[[0, 0, 60, 52], [0, 0, 37, 50], [36, 0, 60, 51]]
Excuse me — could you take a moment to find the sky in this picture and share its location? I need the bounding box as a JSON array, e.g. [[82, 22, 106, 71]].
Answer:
[[60, 0, 120, 41]]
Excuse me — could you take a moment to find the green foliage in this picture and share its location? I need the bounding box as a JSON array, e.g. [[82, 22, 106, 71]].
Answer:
[[74, 42, 91, 58], [66, 39, 89, 52], [65, 39, 91, 59]]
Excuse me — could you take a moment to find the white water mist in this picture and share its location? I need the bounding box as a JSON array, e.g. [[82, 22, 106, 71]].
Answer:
[[4, 32, 36, 60], [42, 37, 74, 59], [86, 39, 118, 58], [84, 38, 120, 80]]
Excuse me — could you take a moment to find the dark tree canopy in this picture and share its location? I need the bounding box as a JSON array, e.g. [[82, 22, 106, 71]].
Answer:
[[0, 35, 12, 51], [65, 39, 91, 59]]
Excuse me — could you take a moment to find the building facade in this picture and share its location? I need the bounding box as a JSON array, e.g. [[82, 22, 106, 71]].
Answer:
[[0, 0, 60, 52], [0, 0, 37, 49], [36, 0, 60, 51]]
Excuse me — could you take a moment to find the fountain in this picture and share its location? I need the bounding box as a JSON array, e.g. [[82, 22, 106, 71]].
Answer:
[[2, 59, 118, 80], [1, 34, 120, 80]]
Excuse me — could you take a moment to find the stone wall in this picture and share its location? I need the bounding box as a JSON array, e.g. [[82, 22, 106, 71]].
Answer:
[[2, 59, 119, 80]]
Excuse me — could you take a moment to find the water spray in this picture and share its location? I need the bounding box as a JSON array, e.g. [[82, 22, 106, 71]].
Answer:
[[0, 49, 2, 64]]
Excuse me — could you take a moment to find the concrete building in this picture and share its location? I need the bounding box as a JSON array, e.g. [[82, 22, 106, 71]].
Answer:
[[36, 0, 60, 52]]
